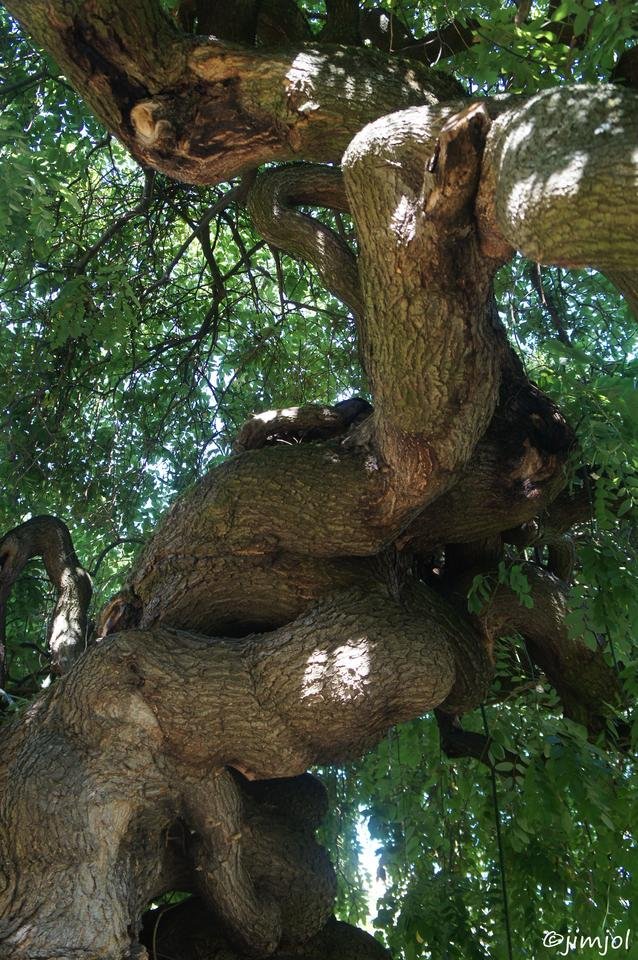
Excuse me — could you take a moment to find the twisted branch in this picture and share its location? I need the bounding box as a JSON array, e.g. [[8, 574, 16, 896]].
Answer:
[[246, 164, 363, 317]]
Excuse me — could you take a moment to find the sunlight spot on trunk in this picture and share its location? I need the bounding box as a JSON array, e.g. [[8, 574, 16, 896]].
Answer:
[[391, 196, 416, 244], [302, 640, 371, 702]]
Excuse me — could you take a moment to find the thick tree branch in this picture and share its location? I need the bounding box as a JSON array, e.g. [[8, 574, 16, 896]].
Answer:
[[0, 516, 92, 676], [233, 398, 372, 452], [343, 103, 504, 507], [0, 583, 490, 957], [477, 85, 638, 272], [104, 357, 572, 640], [6, 0, 458, 186]]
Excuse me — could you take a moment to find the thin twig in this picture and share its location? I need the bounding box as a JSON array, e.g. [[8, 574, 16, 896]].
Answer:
[[90, 537, 145, 578], [70, 170, 156, 275]]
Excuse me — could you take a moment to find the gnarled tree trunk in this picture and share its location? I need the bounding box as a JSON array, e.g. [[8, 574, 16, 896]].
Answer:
[[0, 1, 634, 957]]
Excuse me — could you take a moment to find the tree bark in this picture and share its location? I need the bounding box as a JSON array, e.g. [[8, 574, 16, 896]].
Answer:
[[1, 2, 635, 957], [0, 583, 490, 959], [5, 0, 459, 184], [477, 86, 638, 272]]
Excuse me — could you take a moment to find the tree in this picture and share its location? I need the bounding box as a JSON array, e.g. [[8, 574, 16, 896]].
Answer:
[[0, 1, 637, 958]]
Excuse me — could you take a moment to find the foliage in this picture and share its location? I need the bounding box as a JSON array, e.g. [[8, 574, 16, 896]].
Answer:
[[1, 3, 637, 959]]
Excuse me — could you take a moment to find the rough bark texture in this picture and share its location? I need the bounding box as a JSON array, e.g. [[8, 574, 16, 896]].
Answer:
[[0, 1, 633, 958], [0, 584, 490, 958], [5, 0, 461, 184], [477, 86, 638, 271]]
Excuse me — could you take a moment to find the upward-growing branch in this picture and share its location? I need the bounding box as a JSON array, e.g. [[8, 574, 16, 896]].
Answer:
[[343, 103, 504, 503]]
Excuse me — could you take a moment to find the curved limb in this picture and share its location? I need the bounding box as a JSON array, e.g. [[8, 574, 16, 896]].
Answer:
[[184, 770, 283, 956], [185, 770, 336, 954], [247, 165, 363, 318], [0, 516, 92, 676], [477, 564, 624, 738], [112, 363, 572, 640], [342, 102, 504, 498], [248, 106, 509, 524]]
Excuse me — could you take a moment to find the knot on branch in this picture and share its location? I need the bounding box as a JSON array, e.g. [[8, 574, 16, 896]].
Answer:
[[130, 100, 175, 149]]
